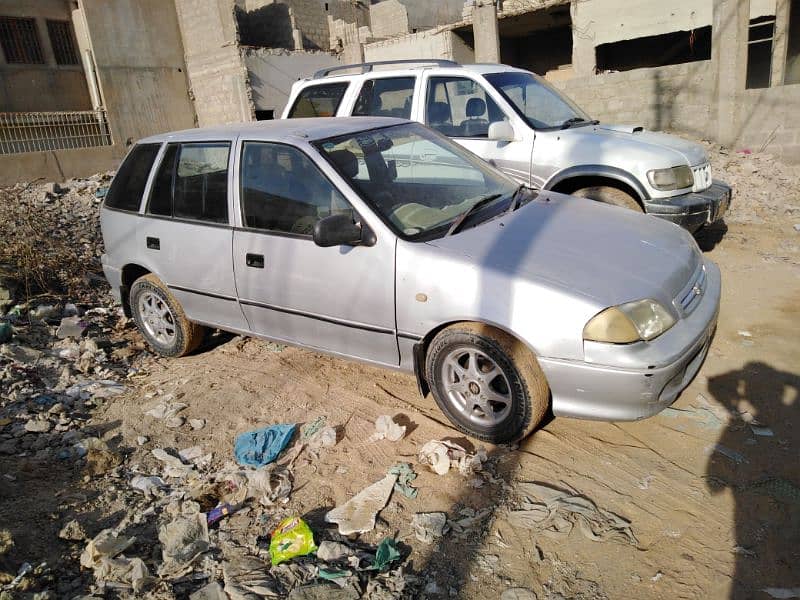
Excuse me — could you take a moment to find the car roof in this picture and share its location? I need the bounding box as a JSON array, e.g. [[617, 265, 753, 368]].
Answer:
[[137, 116, 407, 145]]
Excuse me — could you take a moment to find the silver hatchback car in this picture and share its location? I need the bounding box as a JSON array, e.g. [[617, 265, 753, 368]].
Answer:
[[100, 117, 720, 443]]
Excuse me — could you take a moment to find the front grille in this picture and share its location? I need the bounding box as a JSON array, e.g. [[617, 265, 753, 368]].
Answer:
[[675, 262, 707, 316], [691, 162, 712, 192]]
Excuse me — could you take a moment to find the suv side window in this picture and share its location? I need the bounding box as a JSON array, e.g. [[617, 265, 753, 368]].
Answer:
[[288, 82, 349, 118], [146, 142, 230, 224], [241, 141, 352, 236], [425, 77, 506, 138], [352, 77, 415, 119], [104, 143, 160, 211]]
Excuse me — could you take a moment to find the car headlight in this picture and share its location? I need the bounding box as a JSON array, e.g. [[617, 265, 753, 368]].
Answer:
[[647, 166, 694, 191], [583, 299, 676, 343]]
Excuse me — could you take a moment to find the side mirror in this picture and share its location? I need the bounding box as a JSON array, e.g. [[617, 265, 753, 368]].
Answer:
[[488, 120, 515, 142], [313, 213, 374, 247]]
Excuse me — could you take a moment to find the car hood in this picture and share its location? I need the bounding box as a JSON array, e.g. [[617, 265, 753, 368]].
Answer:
[[589, 124, 708, 166], [425, 193, 701, 309]]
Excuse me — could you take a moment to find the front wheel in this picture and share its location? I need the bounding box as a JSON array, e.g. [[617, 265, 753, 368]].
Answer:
[[425, 323, 550, 443], [130, 274, 204, 357], [572, 185, 643, 212]]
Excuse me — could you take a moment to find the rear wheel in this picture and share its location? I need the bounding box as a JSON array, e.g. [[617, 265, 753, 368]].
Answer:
[[425, 323, 549, 443], [130, 274, 204, 357], [573, 185, 643, 212]]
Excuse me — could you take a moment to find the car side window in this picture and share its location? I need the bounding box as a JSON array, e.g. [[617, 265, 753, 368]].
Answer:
[[352, 77, 415, 119], [288, 82, 349, 118], [240, 142, 352, 236], [146, 142, 230, 224], [425, 76, 507, 138], [104, 143, 160, 212]]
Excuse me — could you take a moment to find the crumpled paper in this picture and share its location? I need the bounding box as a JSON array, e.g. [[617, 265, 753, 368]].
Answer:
[[368, 415, 406, 442], [326, 473, 397, 535], [507, 482, 638, 545], [418, 440, 486, 476]]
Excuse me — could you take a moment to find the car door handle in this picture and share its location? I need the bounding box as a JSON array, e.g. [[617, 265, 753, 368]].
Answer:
[[246, 253, 264, 268], [146, 236, 160, 250]]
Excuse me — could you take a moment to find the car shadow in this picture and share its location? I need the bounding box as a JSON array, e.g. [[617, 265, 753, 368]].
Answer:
[[695, 219, 728, 252]]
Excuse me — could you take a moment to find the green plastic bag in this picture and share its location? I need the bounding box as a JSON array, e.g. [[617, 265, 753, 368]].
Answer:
[[269, 516, 318, 566]]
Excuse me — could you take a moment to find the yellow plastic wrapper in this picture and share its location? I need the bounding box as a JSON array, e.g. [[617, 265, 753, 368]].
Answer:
[[269, 516, 318, 566]]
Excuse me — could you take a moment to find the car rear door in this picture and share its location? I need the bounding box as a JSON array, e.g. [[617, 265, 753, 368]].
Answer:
[[231, 139, 399, 366], [138, 140, 248, 331]]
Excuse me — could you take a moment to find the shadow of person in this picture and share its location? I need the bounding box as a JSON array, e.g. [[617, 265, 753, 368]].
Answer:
[[706, 362, 800, 599]]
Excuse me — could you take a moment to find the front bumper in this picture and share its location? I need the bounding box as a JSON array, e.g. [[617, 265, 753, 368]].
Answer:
[[644, 180, 732, 233], [538, 259, 721, 421]]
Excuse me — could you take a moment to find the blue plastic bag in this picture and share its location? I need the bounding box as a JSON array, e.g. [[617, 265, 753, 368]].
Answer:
[[234, 424, 296, 467]]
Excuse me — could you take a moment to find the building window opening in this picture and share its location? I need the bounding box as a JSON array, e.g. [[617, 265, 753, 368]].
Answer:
[[746, 15, 775, 88], [783, 0, 800, 84], [0, 16, 45, 64], [255, 109, 274, 121], [47, 20, 80, 65], [595, 26, 712, 72]]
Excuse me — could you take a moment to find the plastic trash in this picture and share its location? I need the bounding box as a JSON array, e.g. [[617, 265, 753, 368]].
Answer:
[[316, 541, 355, 563], [158, 514, 210, 577], [269, 516, 318, 566], [326, 473, 397, 535], [0, 322, 12, 343], [369, 415, 406, 442], [389, 462, 418, 499], [207, 503, 235, 526], [418, 440, 487, 476], [370, 537, 400, 571], [80, 530, 135, 569], [234, 423, 296, 467]]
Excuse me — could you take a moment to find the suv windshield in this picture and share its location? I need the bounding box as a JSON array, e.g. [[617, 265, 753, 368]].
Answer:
[[315, 123, 518, 241], [485, 71, 592, 129]]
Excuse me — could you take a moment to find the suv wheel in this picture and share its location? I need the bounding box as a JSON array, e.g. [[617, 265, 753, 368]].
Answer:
[[573, 185, 643, 212], [425, 323, 549, 443], [130, 274, 204, 357]]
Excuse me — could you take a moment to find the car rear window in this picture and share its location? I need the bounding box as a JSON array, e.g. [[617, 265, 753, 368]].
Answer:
[[288, 82, 349, 118], [104, 143, 160, 212]]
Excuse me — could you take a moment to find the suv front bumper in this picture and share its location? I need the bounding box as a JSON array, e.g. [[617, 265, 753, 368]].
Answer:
[[644, 180, 732, 233]]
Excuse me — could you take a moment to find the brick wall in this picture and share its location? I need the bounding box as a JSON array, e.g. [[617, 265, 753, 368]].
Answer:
[[738, 85, 800, 159], [370, 0, 410, 39], [554, 61, 716, 140]]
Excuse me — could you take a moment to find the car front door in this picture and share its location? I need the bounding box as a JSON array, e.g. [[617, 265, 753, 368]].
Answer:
[[139, 140, 248, 331], [421, 74, 534, 185], [231, 140, 399, 366]]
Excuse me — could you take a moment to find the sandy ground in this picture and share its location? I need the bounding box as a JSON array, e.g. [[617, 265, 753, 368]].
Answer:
[[82, 217, 799, 599]]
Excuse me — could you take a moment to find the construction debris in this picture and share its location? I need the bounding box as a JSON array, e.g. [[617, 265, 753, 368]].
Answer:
[[418, 439, 487, 476]]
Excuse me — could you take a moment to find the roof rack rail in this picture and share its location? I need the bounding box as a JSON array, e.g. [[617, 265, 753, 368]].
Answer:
[[313, 59, 459, 79]]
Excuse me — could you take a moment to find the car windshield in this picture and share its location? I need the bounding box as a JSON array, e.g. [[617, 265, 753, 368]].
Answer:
[[484, 71, 592, 129], [315, 122, 518, 241]]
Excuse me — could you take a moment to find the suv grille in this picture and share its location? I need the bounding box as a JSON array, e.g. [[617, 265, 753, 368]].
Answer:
[[691, 162, 712, 192], [675, 263, 707, 316]]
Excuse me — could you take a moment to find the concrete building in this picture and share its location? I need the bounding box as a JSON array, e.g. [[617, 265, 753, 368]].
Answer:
[[362, 0, 800, 162]]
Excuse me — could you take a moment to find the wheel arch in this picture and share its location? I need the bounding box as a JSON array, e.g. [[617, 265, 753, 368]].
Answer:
[[544, 165, 650, 202], [119, 263, 152, 317]]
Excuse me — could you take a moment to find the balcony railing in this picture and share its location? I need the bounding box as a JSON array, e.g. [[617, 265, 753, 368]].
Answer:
[[0, 109, 112, 154]]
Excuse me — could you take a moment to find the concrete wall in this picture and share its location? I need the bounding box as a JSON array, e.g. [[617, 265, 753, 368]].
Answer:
[[0, 145, 118, 186], [238, 0, 330, 50], [244, 48, 339, 115], [369, 0, 410, 39], [554, 61, 716, 139], [79, 0, 196, 148], [174, 0, 251, 127], [394, 0, 464, 31], [738, 84, 800, 157], [0, 0, 92, 111], [364, 28, 474, 64]]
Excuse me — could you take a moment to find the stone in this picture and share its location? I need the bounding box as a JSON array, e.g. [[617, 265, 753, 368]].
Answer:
[[165, 416, 185, 429], [59, 519, 86, 541], [24, 419, 52, 433], [137, 436, 149, 446], [189, 418, 206, 430]]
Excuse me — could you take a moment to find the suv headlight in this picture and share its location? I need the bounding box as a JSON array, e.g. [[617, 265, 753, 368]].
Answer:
[[583, 299, 676, 343], [647, 166, 693, 191]]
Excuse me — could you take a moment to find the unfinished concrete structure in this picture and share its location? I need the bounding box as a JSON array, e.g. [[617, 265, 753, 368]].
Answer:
[[362, 0, 800, 162]]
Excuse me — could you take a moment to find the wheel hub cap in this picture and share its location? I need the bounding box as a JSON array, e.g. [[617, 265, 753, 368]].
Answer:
[[137, 292, 177, 346], [441, 347, 512, 427]]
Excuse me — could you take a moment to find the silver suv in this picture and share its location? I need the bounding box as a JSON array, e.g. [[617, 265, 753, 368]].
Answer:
[[100, 118, 720, 443], [284, 60, 731, 233]]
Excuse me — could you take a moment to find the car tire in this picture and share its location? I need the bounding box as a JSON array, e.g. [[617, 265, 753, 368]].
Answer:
[[573, 185, 643, 212], [425, 323, 550, 443], [130, 274, 204, 357]]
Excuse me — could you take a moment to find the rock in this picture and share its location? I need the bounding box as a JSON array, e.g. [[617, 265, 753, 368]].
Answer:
[[165, 416, 185, 429], [412, 512, 448, 544], [794, 223, 800, 232], [24, 419, 52, 433], [189, 418, 206, 430], [43, 182, 61, 196], [137, 436, 149, 446], [500, 589, 538, 600], [58, 519, 86, 541]]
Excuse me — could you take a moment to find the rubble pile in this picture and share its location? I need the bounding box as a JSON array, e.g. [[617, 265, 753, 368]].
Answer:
[[703, 142, 800, 225]]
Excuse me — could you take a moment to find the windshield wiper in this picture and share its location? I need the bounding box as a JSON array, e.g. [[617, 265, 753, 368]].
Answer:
[[560, 117, 599, 129], [447, 193, 502, 236]]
